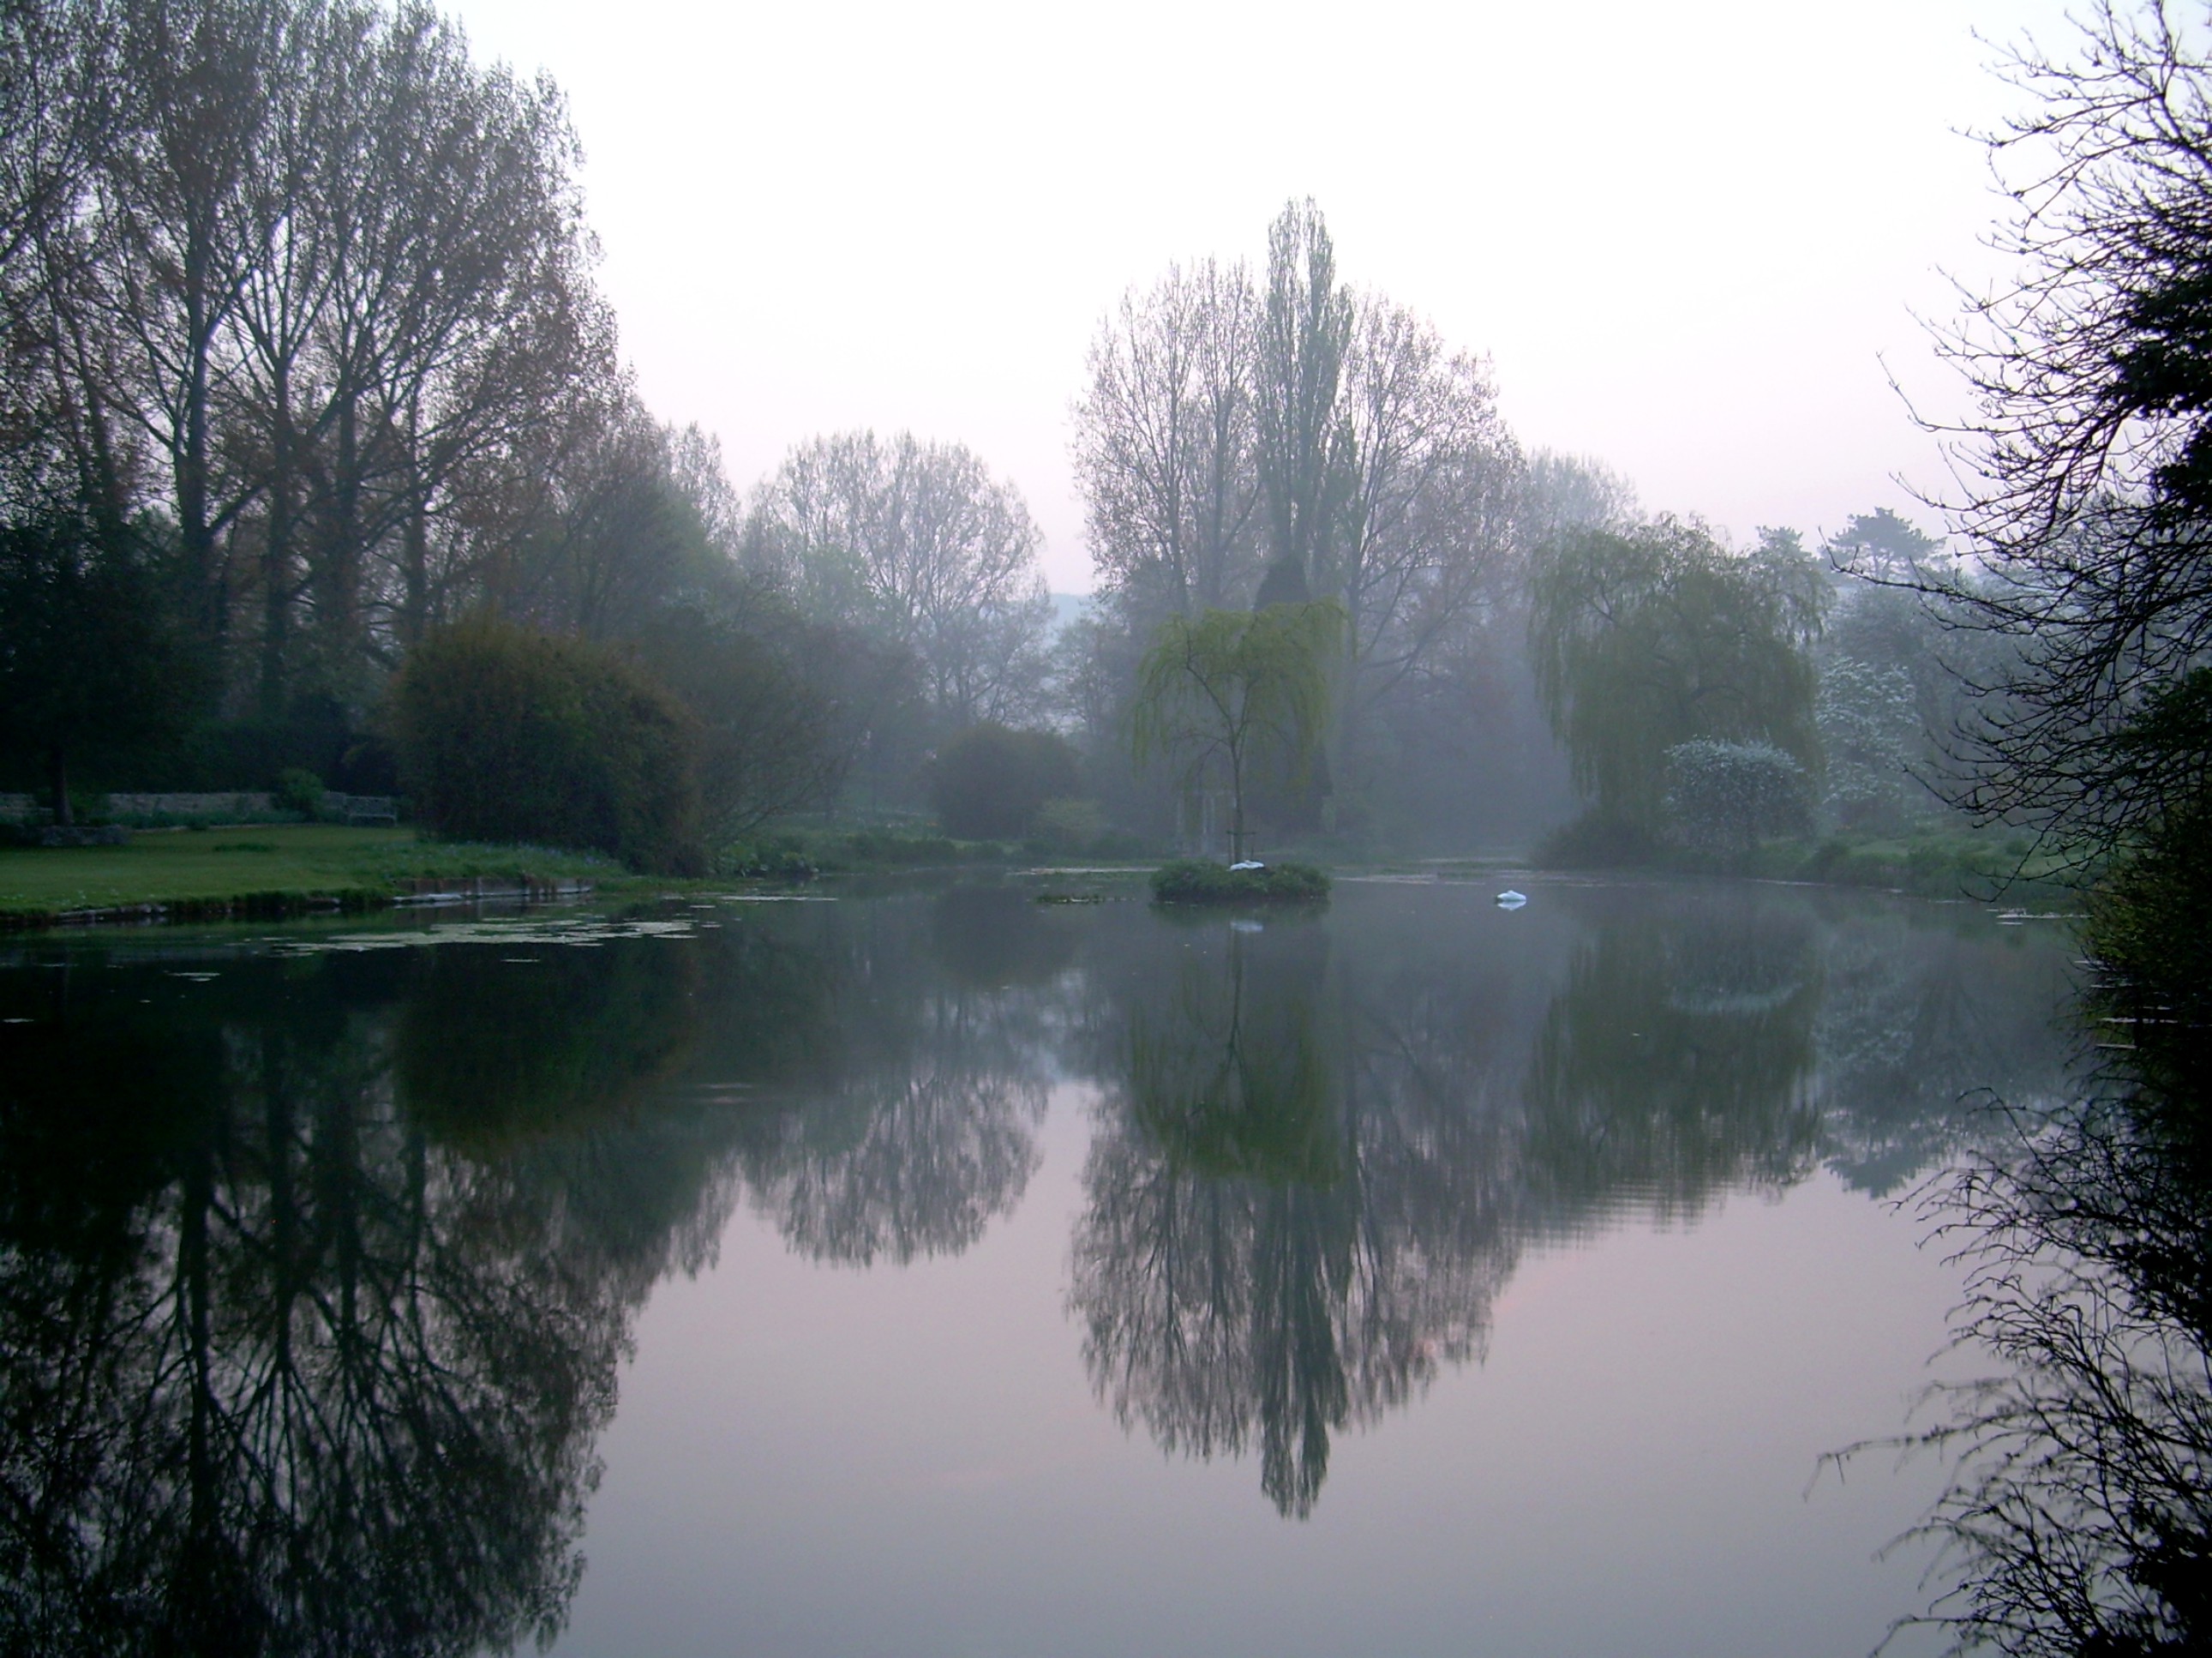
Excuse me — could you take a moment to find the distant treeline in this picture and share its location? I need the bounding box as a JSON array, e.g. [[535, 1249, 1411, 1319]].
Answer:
[[0, 0, 2036, 868]]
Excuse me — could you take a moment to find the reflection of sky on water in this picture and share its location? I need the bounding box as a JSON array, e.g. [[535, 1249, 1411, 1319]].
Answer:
[[0, 880, 2078, 1656]]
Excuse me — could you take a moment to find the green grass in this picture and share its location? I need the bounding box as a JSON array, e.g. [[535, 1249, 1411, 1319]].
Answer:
[[1526, 818, 2088, 899], [1745, 830, 2085, 898], [0, 824, 630, 922]]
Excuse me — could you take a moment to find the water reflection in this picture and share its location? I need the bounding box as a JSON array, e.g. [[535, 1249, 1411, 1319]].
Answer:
[[727, 888, 1059, 1265], [1073, 883, 2073, 1517], [1523, 891, 1825, 1221], [1073, 918, 1508, 1516], [0, 878, 2083, 1645], [1873, 887, 2212, 1655], [0, 894, 1063, 1652], [0, 951, 652, 1655]]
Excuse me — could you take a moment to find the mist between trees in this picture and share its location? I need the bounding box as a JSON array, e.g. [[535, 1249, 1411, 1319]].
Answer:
[[0, 0, 2172, 875]]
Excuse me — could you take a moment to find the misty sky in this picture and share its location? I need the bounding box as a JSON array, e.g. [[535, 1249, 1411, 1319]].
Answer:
[[444, 0, 2074, 592]]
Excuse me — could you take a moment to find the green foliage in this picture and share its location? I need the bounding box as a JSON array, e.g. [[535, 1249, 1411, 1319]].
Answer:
[[0, 515, 213, 815], [1030, 796, 1107, 853], [274, 768, 327, 819], [1133, 601, 1342, 860], [717, 833, 818, 881], [1663, 740, 1812, 856], [834, 829, 966, 868], [1825, 508, 1944, 583], [926, 724, 1079, 839], [1529, 520, 1823, 832], [390, 620, 706, 875], [1149, 858, 1331, 904], [2110, 666, 2212, 833], [2087, 809, 2212, 1108]]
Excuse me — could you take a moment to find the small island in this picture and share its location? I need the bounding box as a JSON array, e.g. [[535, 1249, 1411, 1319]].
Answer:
[[1149, 858, 1330, 904]]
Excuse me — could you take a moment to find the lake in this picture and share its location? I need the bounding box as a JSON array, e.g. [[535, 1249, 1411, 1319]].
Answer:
[[0, 876, 2085, 1655]]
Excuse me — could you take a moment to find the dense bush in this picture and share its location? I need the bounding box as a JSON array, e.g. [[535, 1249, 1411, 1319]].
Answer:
[[927, 724, 1079, 839], [719, 833, 818, 880], [838, 828, 965, 867], [1663, 739, 1811, 856], [274, 768, 327, 819], [390, 619, 706, 874], [1816, 657, 1923, 831], [1149, 858, 1331, 904]]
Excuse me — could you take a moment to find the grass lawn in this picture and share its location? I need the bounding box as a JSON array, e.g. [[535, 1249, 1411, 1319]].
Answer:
[[0, 825, 628, 919]]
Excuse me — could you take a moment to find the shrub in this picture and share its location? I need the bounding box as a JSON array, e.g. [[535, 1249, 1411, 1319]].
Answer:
[[1149, 858, 1331, 904], [1663, 739, 1811, 857], [927, 724, 1079, 839], [838, 828, 963, 867], [718, 833, 818, 881], [274, 767, 327, 819], [390, 619, 706, 874], [1031, 796, 1106, 853]]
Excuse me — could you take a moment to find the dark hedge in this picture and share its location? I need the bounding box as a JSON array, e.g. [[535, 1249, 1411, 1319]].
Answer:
[[391, 619, 705, 875]]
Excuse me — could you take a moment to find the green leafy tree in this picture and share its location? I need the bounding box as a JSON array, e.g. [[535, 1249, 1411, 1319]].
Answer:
[[1132, 601, 1341, 861], [634, 595, 847, 840], [1529, 519, 1825, 834]]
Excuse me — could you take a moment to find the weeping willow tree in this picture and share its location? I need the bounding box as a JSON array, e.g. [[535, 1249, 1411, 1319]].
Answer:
[[1528, 519, 1825, 835], [1133, 600, 1342, 860]]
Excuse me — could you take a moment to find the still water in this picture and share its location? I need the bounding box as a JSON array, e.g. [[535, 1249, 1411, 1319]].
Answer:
[[0, 877, 2081, 1655]]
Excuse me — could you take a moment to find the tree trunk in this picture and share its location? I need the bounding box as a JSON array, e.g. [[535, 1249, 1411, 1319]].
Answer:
[[180, 224, 224, 657], [261, 366, 293, 720], [1229, 737, 1247, 862]]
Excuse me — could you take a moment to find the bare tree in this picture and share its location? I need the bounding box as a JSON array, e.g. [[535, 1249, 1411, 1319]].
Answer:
[[93, 0, 295, 652], [1072, 258, 1263, 631], [746, 430, 1053, 729], [1898, 0, 2212, 851], [1328, 295, 1521, 801], [1515, 448, 1640, 554]]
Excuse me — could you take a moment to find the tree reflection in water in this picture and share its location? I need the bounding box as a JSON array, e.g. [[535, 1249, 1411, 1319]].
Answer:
[[0, 879, 2097, 1637], [0, 946, 692, 1655], [0, 894, 1062, 1654], [1075, 883, 2075, 1519], [1867, 876, 2212, 1656], [1074, 916, 1502, 1517], [728, 886, 1061, 1265]]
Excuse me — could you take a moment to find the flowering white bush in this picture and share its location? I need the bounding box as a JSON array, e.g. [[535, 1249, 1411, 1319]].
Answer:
[[1663, 740, 1811, 856]]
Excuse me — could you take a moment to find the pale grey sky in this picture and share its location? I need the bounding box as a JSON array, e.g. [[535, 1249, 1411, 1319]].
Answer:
[[446, 0, 2074, 591]]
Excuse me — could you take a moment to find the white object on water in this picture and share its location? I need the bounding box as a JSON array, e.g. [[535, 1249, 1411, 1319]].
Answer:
[[1230, 919, 1264, 934], [1229, 860, 1265, 871], [1496, 889, 1528, 910]]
